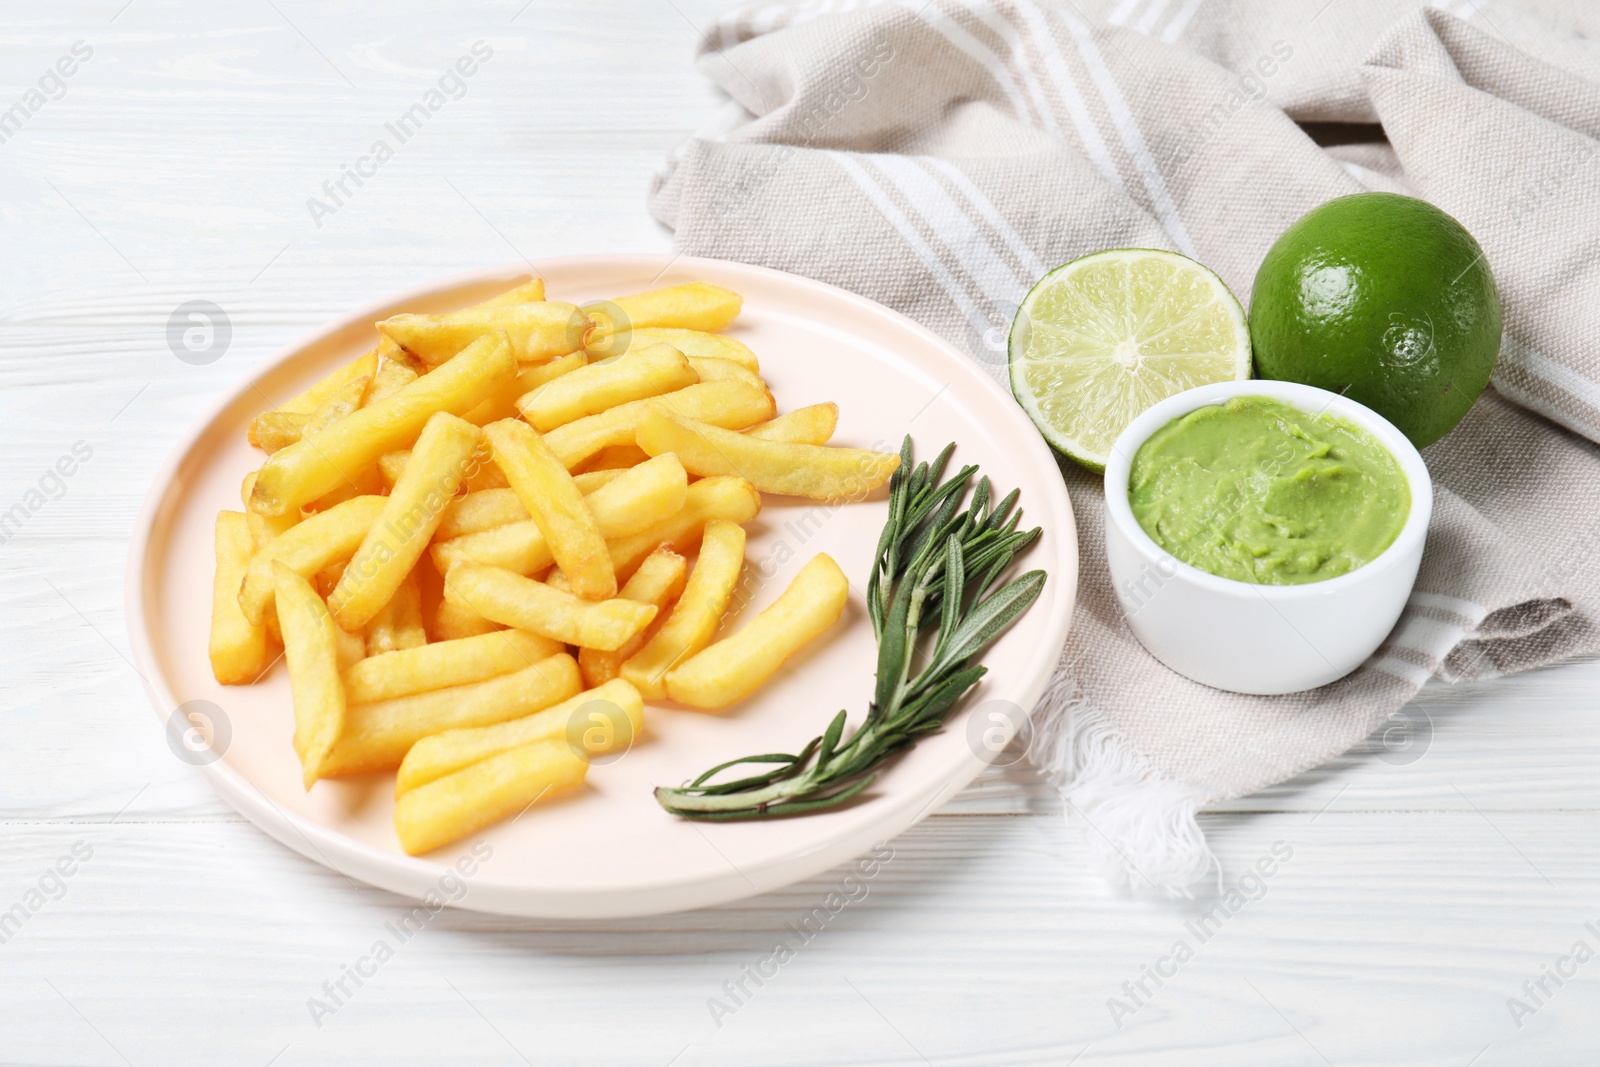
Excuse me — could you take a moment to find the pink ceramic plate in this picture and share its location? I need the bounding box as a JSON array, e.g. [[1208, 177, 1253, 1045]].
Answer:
[[126, 255, 1078, 918]]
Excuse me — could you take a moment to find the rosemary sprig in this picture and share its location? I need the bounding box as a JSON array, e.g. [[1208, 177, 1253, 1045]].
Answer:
[[654, 436, 1046, 820]]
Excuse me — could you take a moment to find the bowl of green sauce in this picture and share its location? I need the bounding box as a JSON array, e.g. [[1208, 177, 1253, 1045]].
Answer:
[[1103, 380, 1431, 694]]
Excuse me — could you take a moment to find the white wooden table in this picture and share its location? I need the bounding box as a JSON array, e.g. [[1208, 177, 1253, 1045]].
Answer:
[[5, 4, 1598, 1064]]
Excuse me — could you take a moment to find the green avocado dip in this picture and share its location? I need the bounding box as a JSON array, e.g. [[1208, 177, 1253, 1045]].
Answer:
[[1128, 396, 1409, 585]]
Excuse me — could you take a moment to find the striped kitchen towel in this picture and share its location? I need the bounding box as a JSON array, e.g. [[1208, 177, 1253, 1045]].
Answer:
[[650, 0, 1600, 891]]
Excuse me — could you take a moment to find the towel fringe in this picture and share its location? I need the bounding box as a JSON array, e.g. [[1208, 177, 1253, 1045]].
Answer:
[[1027, 667, 1217, 896]]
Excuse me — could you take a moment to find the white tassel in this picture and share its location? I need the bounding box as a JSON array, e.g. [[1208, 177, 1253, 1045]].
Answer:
[[1027, 664, 1217, 895]]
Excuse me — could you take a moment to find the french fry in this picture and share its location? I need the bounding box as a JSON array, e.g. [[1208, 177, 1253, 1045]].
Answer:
[[365, 359, 419, 405], [479, 277, 546, 305], [397, 679, 641, 795], [637, 411, 899, 500], [686, 356, 763, 391], [303, 374, 371, 436], [431, 454, 688, 575], [517, 343, 699, 432], [364, 570, 426, 656], [665, 553, 849, 710], [579, 546, 687, 688], [209, 511, 274, 684], [591, 326, 758, 371], [745, 402, 838, 445], [343, 629, 563, 704], [249, 369, 368, 454], [432, 597, 504, 641], [322, 653, 581, 776], [378, 303, 590, 365], [444, 564, 656, 651], [250, 411, 308, 454], [394, 739, 586, 855], [590, 282, 742, 336], [273, 346, 381, 418], [238, 494, 387, 626], [241, 473, 298, 550], [329, 412, 482, 631], [604, 475, 761, 582], [462, 351, 586, 425], [437, 487, 527, 540], [485, 419, 615, 600], [621, 520, 745, 699], [541, 379, 774, 470], [250, 330, 515, 517], [273, 561, 345, 788]]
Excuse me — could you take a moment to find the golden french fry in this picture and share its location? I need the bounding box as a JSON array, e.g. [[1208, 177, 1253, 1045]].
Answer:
[[604, 475, 761, 582], [272, 562, 345, 788], [517, 343, 699, 432], [485, 419, 615, 600], [579, 546, 687, 688], [437, 487, 527, 540], [250, 330, 515, 516], [432, 596, 504, 641], [322, 653, 581, 776], [238, 494, 387, 626], [580, 452, 690, 538], [686, 356, 763, 391], [591, 282, 742, 335], [242, 473, 298, 550], [329, 412, 482, 631], [444, 564, 656, 651], [665, 553, 849, 710], [463, 351, 586, 425], [249, 371, 368, 454], [478, 277, 545, 306], [397, 679, 641, 795], [745, 402, 838, 445], [621, 520, 745, 699], [275, 347, 381, 417], [304, 374, 371, 435], [343, 629, 563, 704], [638, 411, 898, 500], [541, 379, 774, 470], [365, 359, 418, 405], [249, 411, 309, 454], [378, 303, 590, 365], [209, 512, 274, 684], [394, 739, 586, 855], [364, 570, 426, 656], [592, 327, 758, 371], [431, 454, 688, 575]]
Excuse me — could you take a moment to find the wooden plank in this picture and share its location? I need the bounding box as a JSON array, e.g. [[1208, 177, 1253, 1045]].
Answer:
[[1, 815, 1595, 1065]]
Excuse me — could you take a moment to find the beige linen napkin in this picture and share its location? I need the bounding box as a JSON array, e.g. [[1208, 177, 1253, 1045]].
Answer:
[[651, 0, 1600, 889]]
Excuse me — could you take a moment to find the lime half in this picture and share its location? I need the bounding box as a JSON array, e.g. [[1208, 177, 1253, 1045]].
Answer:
[[1009, 248, 1251, 471]]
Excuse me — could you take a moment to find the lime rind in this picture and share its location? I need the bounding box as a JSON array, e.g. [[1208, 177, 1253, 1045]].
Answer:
[[1009, 248, 1251, 472]]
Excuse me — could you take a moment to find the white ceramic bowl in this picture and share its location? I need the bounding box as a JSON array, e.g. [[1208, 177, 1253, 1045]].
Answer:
[[1103, 379, 1431, 695]]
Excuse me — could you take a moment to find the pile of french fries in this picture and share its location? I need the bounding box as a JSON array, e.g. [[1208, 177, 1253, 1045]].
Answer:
[[208, 277, 900, 854]]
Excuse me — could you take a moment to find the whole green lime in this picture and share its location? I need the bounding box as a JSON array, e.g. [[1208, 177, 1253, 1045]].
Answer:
[[1250, 193, 1501, 447]]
